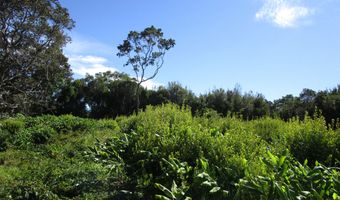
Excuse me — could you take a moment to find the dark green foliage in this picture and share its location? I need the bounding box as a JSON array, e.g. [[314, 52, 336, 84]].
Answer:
[[0, 118, 25, 135], [54, 79, 88, 117], [85, 72, 138, 118], [3, 181, 59, 200], [154, 157, 229, 200], [236, 151, 340, 200], [272, 94, 301, 120], [55, 75, 275, 120], [0, 0, 74, 115], [55, 71, 139, 118], [53, 73, 340, 125], [272, 85, 340, 125], [0, 129, 8, 152], [0, 115, 103, 149], [30, 126, 56, 144], [202, 88, 270, 119], [0, 118, 25, 151], [44, 115, 94, 133], [0, 115, 118, 199]]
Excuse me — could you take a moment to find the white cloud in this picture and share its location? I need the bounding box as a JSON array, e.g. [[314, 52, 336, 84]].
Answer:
[[255, 0, 313, 28], [64, 34, 164, 89], [68, 55, 117, 76], [141, 79, 162, 90], [63, 34, 117, 76], [65, 34, 113, 56], [70, 55, 107, 64], [68, 54, 163, 88]]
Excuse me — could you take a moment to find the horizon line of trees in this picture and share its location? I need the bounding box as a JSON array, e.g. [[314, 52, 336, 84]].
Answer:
[[52, 70, 340, 125]]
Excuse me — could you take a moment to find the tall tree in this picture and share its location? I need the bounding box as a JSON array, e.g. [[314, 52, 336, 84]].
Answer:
[[85, 71, 137, 118], [0, 0, 74, 116], [117, 26, 175, 113], [55, 79, 88, 117]]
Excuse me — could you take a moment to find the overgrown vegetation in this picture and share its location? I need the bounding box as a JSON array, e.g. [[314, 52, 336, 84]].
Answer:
[[1, 104, 339, 199], [1, 1, 340, 199]]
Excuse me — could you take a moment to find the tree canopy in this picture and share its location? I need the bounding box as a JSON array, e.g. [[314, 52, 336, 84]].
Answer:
[[0, 0, 74, 116], [117, 26, 175, 112]]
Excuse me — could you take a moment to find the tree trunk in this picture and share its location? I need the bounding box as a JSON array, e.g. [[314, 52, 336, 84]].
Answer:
[[135, 84, 141, 114]]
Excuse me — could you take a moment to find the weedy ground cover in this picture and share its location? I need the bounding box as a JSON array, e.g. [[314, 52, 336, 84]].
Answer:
[[0, 104, 339, 199]]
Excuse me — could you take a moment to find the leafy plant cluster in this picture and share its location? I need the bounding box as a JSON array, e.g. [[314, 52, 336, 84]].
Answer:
[[89, 104, 340, 199], [0, 115, 120, 199], [54, 70, 340, 126], [236, 151, 340, 200], [1, 104, 340, 199]]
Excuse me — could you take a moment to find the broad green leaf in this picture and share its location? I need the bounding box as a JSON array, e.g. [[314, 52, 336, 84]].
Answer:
[[201, 180, 213, 187], [209, 187, 221, 193], [197, 172, 210, 179]]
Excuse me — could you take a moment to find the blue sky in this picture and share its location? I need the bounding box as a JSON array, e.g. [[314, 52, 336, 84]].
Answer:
[[60, 0, 340, 101]]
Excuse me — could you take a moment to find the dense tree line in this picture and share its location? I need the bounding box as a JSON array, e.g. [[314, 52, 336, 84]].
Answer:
[[52, 71, 340, 125], [272, 86, 340, 125], [1, 0, 339, 125], [53, 71, 268, 119]]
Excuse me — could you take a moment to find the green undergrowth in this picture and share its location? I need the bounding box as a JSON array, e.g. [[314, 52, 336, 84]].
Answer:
[[1, 104, 340, 199], [0, 115, 120, 199]]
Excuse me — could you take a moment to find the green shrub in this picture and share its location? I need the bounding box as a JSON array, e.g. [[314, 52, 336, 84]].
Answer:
[[0, 118, 25, 135], [24, 115, 54, 129], [0, 129, 8, 151], [46, 115, 92, 133], [90, 104, 269, 198], [13, 125, 57, 148], [25, 115, 94, 134], [96, 119, 120, 130], [329, 129, 340, 166], [2, 104, 340, 199], [11, 129, 32, 148], [235, 151, 340, 200], [31, 126, 57, 144], [288, 116, 335, 166], [251, 118, 285, 143]]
